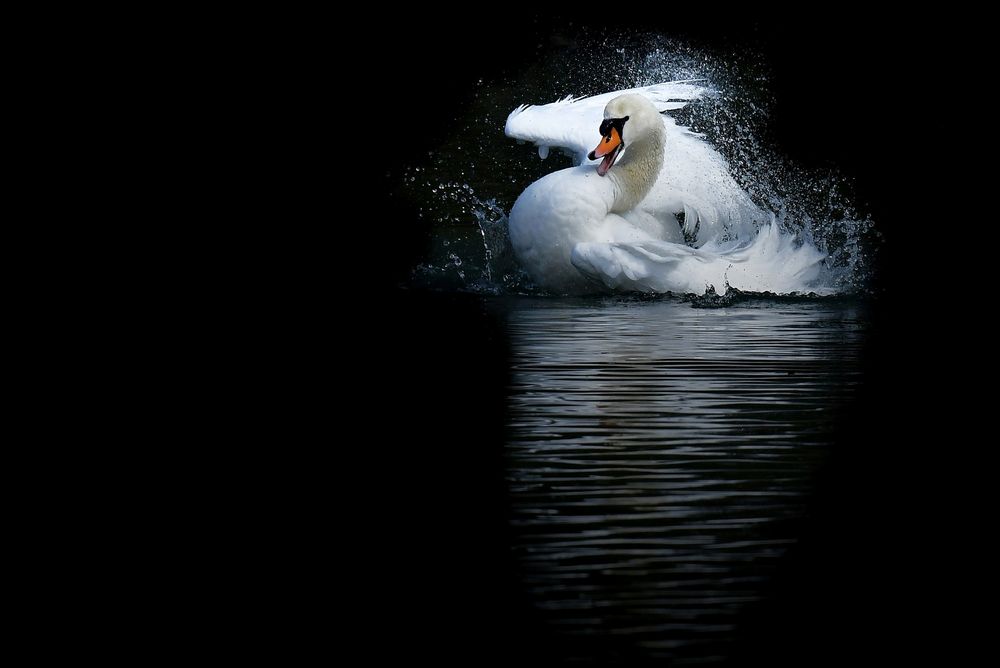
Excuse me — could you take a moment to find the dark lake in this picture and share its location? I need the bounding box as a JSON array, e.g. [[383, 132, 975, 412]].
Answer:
[[501, 297, 865, 664], [374, 292, 878, 666]]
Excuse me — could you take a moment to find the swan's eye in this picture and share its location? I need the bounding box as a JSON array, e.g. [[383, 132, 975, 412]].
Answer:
[[599, 116, 630, 141]]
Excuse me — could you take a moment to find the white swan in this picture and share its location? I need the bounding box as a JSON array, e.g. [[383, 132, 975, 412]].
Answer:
[[505, 82, 827, 295]]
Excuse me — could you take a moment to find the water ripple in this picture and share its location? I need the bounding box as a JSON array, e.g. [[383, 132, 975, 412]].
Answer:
[[501, 297, 865, 664]]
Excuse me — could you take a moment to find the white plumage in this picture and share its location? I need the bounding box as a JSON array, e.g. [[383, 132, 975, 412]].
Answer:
[[505, 82, 827, 295], [506, 81, 707, 164]]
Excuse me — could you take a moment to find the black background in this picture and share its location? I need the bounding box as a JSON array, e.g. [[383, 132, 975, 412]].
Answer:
[[346, 11, 975, 666]]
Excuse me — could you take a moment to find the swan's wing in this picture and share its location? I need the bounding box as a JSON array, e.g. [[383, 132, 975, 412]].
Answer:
[[505, 80, 708, 164], [652, 116, 767, 245], [570, 224, 827, 295]]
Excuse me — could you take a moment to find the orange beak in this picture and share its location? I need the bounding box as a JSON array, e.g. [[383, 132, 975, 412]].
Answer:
[[590, 127, 622, 158], [588, 127, 624, 176]]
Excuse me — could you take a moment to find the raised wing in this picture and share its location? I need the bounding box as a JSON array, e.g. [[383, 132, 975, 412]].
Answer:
[[504, 80, 708, 164]]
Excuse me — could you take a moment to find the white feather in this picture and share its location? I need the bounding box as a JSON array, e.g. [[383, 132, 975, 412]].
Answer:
[[571, 223, 828, 295], [505, 80, 708, 164]]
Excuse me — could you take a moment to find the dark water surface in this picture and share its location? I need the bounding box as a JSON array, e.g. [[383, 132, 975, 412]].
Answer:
[[499, 296, 866, 664]]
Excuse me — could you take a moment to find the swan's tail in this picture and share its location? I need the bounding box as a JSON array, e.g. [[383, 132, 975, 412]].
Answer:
[[570, 223, 828, 295]]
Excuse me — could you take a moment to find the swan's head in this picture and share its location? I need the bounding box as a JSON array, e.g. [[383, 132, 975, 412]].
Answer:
[[587, 94, 662, 177]]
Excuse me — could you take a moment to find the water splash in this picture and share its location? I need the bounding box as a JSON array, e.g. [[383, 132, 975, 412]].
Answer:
[[411, 182, 533, 294], [406, 34, 879, 297]]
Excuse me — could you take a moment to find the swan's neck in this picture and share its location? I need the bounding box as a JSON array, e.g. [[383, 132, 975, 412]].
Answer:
[[608, 125, 665, 214]]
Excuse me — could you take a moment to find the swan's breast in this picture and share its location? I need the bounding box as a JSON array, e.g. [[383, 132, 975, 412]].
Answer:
[[509, 167, 614, 290]]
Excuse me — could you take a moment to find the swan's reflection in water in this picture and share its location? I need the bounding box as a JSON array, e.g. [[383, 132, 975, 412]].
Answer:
[[502, 297, 865, 664]]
